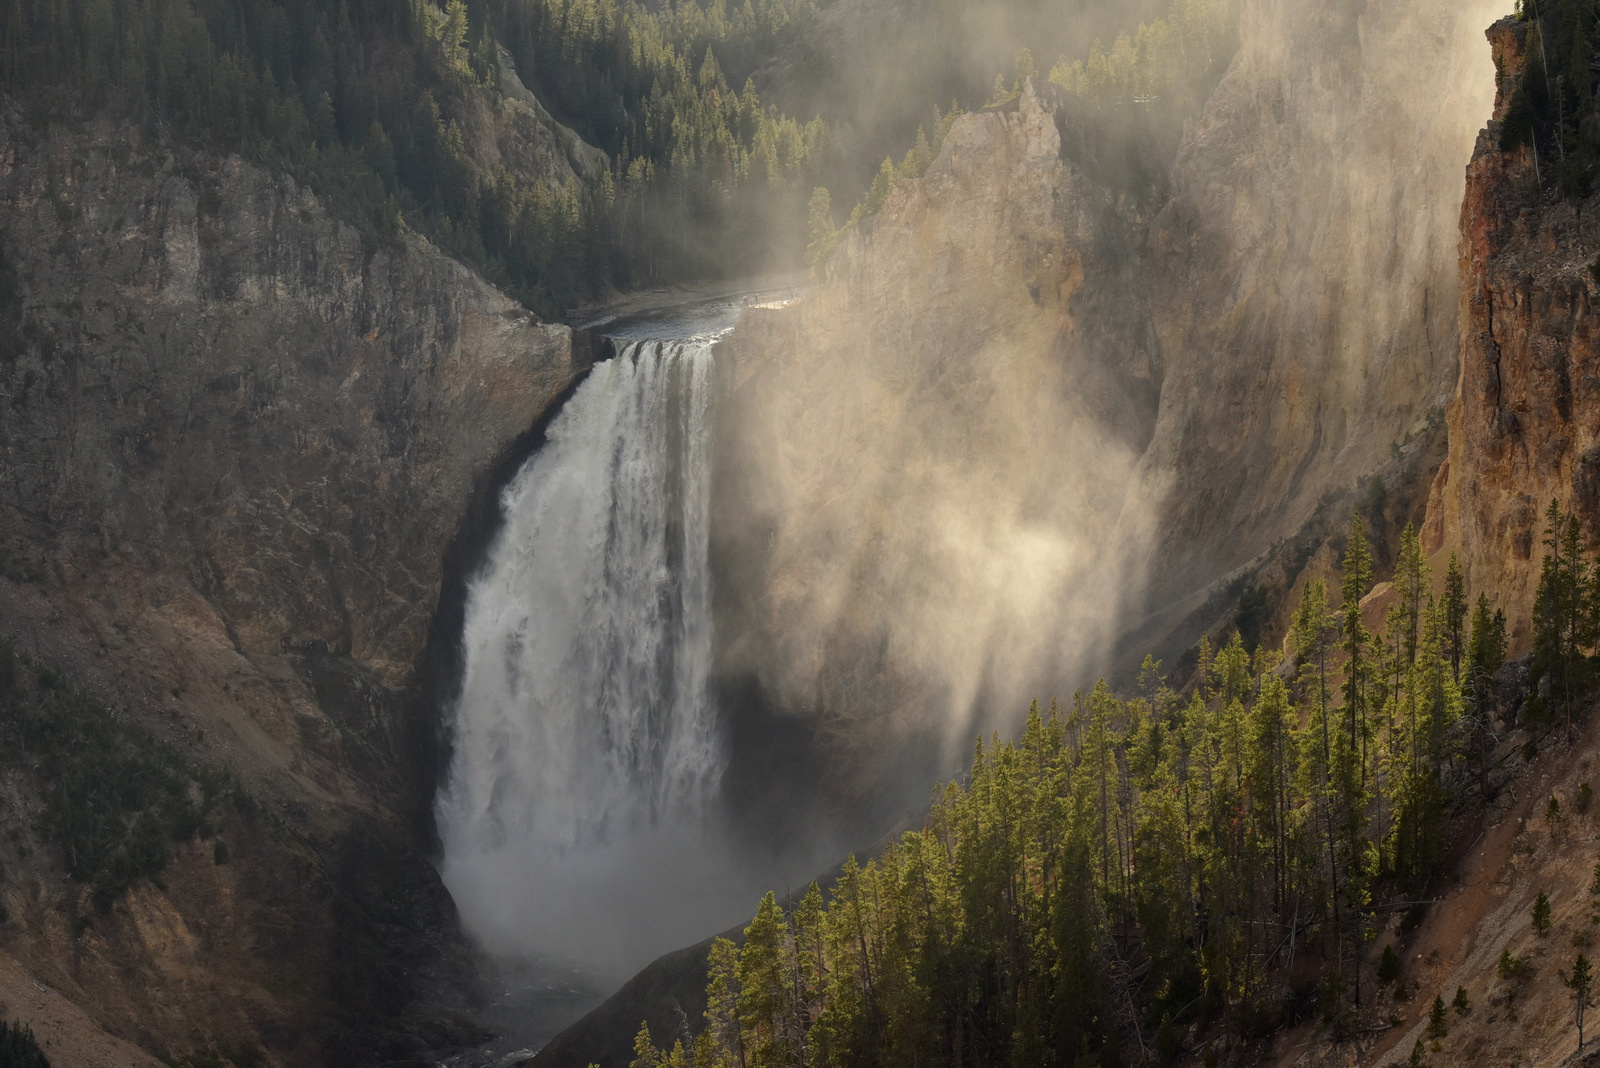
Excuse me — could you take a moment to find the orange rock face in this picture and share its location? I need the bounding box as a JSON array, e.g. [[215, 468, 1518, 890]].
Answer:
[[1439, 17, 1600, 647]]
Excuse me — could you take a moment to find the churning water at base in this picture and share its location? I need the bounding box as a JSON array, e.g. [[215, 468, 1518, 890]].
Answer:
[[437, 336, 750, 978]]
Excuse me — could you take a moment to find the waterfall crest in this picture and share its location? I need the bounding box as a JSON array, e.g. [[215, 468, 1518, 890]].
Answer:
[[437, 336, 731, 974]]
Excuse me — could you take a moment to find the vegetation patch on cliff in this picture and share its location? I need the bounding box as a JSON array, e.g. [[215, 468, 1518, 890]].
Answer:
[[0, 638, 249, 914], [1500, 0, 1600, 200]]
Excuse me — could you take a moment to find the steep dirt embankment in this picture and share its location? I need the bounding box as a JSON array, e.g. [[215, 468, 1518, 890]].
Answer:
[[1434, 17, 1600, 647], [0, 117, 595, 1064]]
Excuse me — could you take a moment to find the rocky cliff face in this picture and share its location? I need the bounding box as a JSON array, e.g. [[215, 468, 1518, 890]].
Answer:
[[712, 83, 1159, 835], [0, 119, 587, 689], [1434, 17, 1600, 646], [0, 115, 594, 1063]]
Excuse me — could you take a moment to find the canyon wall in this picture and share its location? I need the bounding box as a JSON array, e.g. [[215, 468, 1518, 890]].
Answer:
[[0, 115, 594, 1063], [0, 120, 588, 689], [1435, 17, 1600, 646], [711, 82, 1158, 837], [1139, 0, 1501, 608]]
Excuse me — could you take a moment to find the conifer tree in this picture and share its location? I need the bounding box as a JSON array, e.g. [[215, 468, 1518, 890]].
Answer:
[[631, 1021, 660, 1068], [1531, 499, 1592, 732], [1427, 993, 1447, 1037], [806, 186, 835, 266], [1295, 579, 1346, 991], [1466, 593, 1507, 796], [1443, 553, 1467, 682], [1566, 953, 1594, 1048], [704, 937, 743, 1064], [675, 504, 1595, 1065], [737, 892, 795, 1067]]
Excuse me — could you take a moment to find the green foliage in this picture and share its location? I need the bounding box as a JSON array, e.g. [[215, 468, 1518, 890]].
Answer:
[[1154, 1012, 1180, 1061], [0, 0, 1243, 289], [1048, 0, 1233, 104], [0, 1019, 49, 1068], [1530, 500, 1600, 733], [1500, 948, 1533, 984], [1443, 554, 1467, 681], [490, 0, 837, 286], [1427, 994, 1447, 1037], [806, 0, 1242, 256], [0, 0, 598, 313], [1452, 985, 1469, 1015], [0, 0, 840, 310], [805, 185, 836, 268], [1535, 891, 1554, 936], [1233, 581, 1268, 652], [1565, 952, 1594, 1045], [1464, 586, 1509, 799], [0, 639, 234, 911], [1379, 944, 1401, 985], [809, 104, 963, 266], [630, 1021, 657, 1068]]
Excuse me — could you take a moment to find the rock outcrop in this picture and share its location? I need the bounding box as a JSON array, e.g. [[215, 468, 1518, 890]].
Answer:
[[711, 82, 1158, 838], [1434, 17, 1600, 646], [0, 115, 595, 1063]]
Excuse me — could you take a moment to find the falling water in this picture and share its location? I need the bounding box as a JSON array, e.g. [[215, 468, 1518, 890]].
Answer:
[[436, 336, 741, 977]]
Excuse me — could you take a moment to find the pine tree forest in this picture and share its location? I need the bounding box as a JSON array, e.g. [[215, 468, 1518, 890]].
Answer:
[[619, 505, 1600, 1067]]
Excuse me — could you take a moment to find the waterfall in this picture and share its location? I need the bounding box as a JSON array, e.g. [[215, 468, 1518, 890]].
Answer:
[[436, 336, 733, 976]]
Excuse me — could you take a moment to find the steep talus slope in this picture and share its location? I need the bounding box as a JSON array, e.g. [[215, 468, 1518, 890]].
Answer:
[[0, 116, 595, 1063], [1356, 712, 1600, 1068], [1436, 17, 1600, 645]]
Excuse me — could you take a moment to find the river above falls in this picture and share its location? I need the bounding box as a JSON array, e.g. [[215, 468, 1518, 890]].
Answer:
[[568, 275, 804, 340]]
